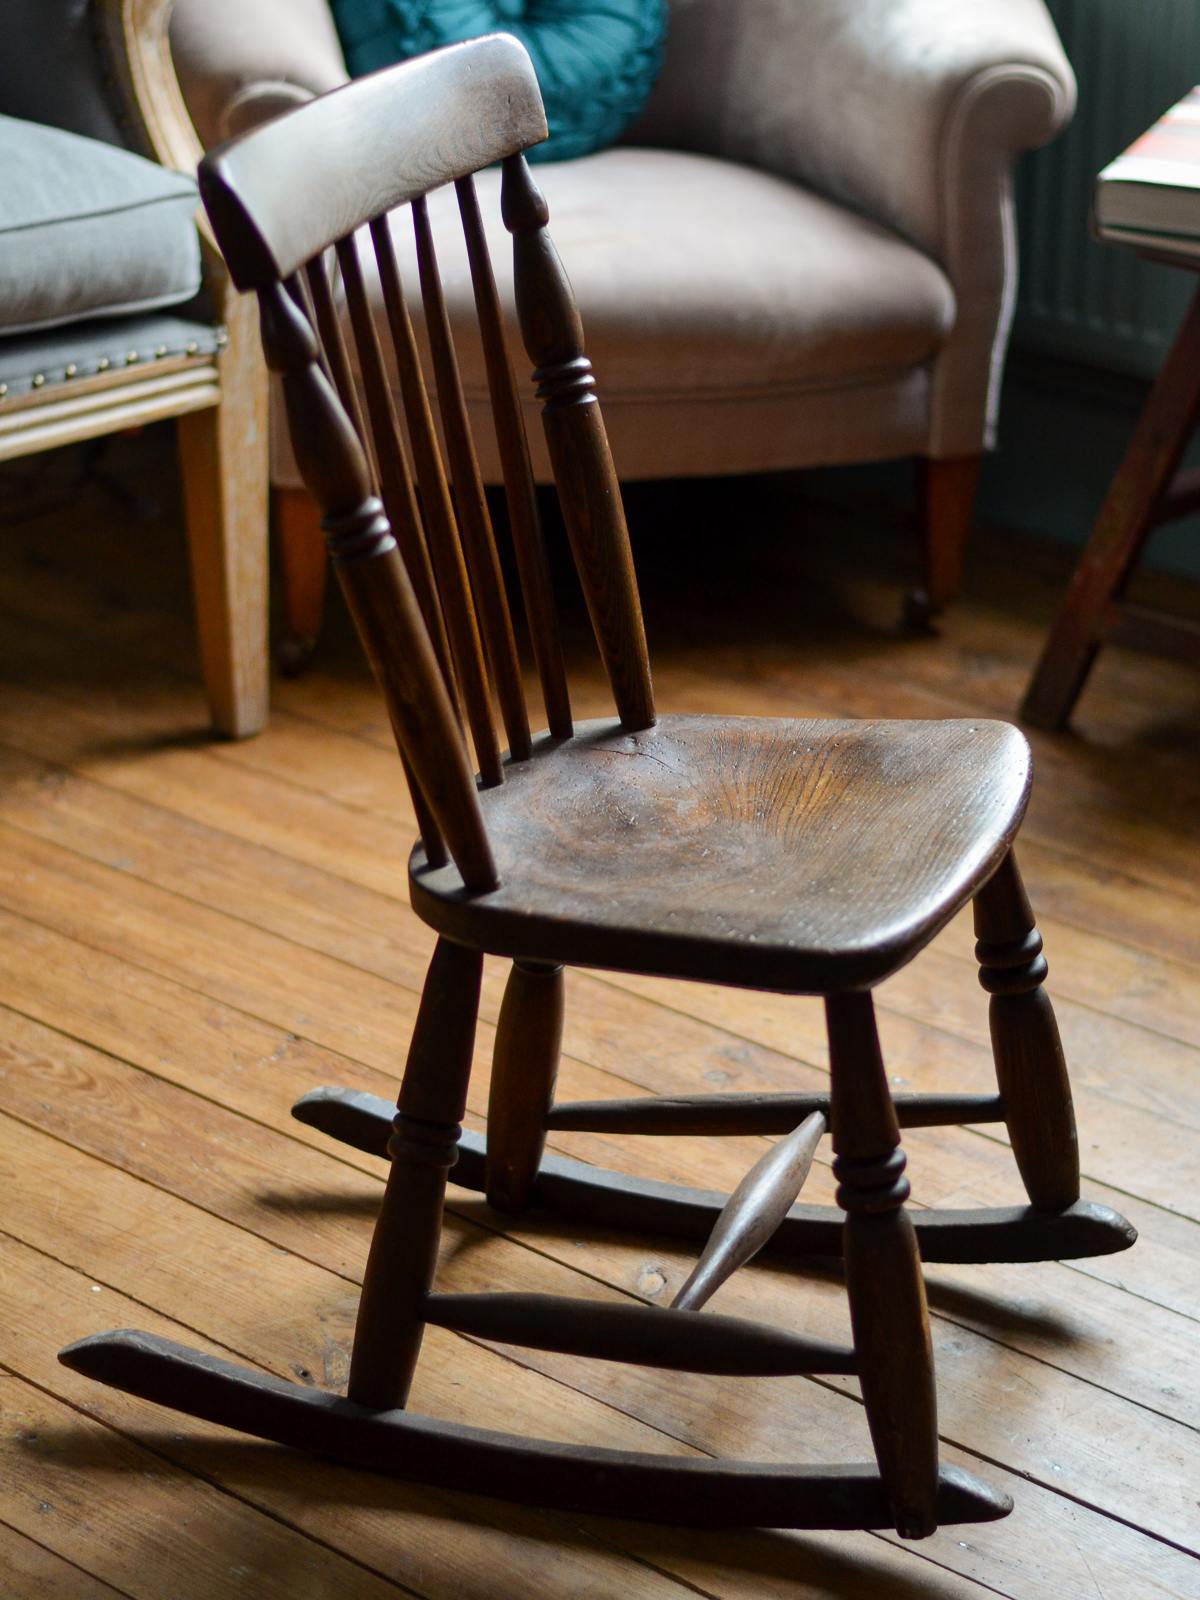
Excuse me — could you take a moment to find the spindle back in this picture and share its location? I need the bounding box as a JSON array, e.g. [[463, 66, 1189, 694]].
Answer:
[[199, 34, 656, 894]]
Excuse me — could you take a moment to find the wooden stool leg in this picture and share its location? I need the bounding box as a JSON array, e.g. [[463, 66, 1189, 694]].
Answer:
[[1021, 281, 1200, 729], [826, 992, 938, 1539], [905, 454, 980, 630], [347, 937, 483, 1411], [274, 485, 328, 674], [974, 850, 1079, 1210], [486, 960, 564, 1213]]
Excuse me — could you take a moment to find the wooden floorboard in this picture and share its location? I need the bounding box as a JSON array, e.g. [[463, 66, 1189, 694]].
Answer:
[[1, 438, 1198, 1598]]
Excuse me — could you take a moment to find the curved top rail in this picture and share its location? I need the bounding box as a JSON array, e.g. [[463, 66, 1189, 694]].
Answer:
[[199, 33, 547, 288]]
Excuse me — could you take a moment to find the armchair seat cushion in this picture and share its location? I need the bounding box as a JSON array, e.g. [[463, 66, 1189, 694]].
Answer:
[[0, 115, 201, 338], [345, 147, 957, 479], [454, 149, 956, 396], [397, 150, 955, 396]]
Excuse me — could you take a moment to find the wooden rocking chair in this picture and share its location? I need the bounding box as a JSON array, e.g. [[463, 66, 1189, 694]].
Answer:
[[60, 36, 1135, 1541]]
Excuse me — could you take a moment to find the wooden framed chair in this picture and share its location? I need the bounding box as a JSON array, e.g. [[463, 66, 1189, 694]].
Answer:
[[0, 0, 269, 739], [61, 38, 1135, 1541]]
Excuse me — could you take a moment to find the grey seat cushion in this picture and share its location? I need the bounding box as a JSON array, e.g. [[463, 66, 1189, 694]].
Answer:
[[0, 115, 201, 337]]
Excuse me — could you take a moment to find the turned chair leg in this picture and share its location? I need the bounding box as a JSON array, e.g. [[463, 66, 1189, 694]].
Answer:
[[274, 485, 328, 674], [347, 937, 483, 1411], [826, 991, 939, 1540], [486, 960, 564, 1212], [974, 850, 1079, 1211], [905, 455, 980, 631]]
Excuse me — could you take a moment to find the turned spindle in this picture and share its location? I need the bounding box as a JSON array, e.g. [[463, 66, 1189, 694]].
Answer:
[[501, 153, 655, 734], [671, 1112, 825, 1313], [257, 280, 497, 893]]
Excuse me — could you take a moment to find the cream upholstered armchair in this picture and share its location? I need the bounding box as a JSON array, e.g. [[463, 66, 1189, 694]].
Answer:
[[169, 0, 1074, 657]]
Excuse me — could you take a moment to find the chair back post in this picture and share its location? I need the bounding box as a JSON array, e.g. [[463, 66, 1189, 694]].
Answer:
[[258, 278, 498, 891], [501, 154, 656, 733]]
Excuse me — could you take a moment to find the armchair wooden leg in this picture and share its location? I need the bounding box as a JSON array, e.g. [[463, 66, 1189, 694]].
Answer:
[[274, 485, 328, 674], [826, 992, 938, 1540], [485, 959, 564, 1213], [347, 936, 483, 1412], [974, 850, 1079, 1211], [175, 309, 269, 737], [905, 455, 980, 631]]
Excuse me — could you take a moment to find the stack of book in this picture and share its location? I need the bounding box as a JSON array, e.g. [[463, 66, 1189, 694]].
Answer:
[[1094, 85, 1200, 261]]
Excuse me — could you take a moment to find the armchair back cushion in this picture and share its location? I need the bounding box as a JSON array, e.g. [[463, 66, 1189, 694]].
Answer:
[[0, 0, 129, 146]]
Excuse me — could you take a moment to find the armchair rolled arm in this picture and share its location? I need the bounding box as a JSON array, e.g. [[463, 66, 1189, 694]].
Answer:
[[168, 0, 349, 150], [636, 0, 1074, 455], [637, 0, 1074, 262]]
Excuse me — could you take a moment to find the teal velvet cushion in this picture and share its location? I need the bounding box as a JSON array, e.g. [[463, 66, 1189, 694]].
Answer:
[[329, 1, 667, 161]]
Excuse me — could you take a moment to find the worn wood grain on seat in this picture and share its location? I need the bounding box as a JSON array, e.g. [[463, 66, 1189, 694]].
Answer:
[[412, 715, 1031, 990]]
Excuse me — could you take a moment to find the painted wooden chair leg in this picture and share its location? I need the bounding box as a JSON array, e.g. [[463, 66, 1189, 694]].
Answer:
[[486, 959, 564, 1213], [273, 484, 328, 674], [974, 850, 1079, 1211], [346, 936, 483, 1411], [175, 293, 270, 738], [826, 991, 939, 1540], [905, 454, 980, 630]]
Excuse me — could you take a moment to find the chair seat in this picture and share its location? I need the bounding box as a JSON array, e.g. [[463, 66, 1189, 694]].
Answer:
[[410, 714, 1032, 991]]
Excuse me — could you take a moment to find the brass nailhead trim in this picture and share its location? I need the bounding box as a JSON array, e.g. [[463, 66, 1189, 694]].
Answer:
[[0, 383, 7, 397], [97, 358, 110, 371], [154, 345, 167, 358], [64, 363, 78, 378], [31, 374, 45, 388], [185, 342, 198, 355], [125, 350, 139, 364]]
